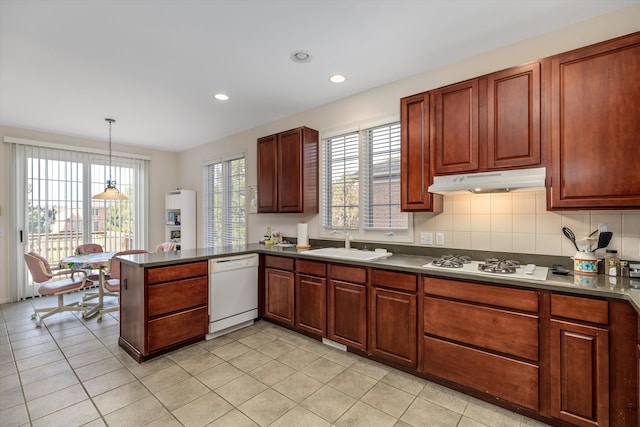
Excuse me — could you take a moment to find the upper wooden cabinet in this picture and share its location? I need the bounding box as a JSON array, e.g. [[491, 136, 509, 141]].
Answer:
[[547, 32, 640, 209], [431, 62, 542, 175], [257, 126, 319, 213], [400, 93, 442, 212], [433, 79, 480, 174]]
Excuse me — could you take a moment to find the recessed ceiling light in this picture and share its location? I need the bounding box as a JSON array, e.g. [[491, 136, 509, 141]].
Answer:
[[290, 51, 312, 63], [329, 74, 346, 83], [214, 93, 229, 101]]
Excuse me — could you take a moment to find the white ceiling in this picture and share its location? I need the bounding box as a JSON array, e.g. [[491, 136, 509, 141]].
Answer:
[[0, 0, 635, 152]]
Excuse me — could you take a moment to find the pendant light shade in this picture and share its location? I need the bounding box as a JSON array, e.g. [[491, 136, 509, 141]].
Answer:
[[92, 118, 128, 200]]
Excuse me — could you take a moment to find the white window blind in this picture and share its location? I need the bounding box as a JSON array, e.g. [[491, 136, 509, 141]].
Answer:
[[362, 122, 407, 229], [321, 121, 409, 240], [322, 131, 360, 230], [203, 155, 246, 247]]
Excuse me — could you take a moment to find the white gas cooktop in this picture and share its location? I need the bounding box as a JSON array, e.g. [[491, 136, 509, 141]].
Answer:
[[421, 260, 549, 281]]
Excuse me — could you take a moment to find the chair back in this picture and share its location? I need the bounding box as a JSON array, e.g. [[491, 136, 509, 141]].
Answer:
[[109, 249, 149, 280], [24, 252, 53, 283], [75, 243, 104, 255], [156, 242, 177, 252]]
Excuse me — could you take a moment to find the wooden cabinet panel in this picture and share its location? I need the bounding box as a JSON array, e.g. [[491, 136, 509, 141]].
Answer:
[[433, 79, 479, 174], [296, 273, 326, 336], [370, 287, 417, 367], [296, 259, 326, 276], [257, 127, 318, 213], [148, 277, 207, 318], [328, 264, 366, 284], [551, 294, 609, 325], [264, 255, 294, 271], [400, 92, 442, 212], [147, 306, 209, 353], [424, 277, 539, 312], [257, 134, 278, 212], [548, 32, 640, 209], [328, 279, 367, 350], [487, 62, 541, 169], [264, 268, 295, 326], [424, 296, 539, 361], [147, 261, 207, 285], [550, 319, 609, 427], [423, 336, 539, 411], [371, 269, 417, 292]]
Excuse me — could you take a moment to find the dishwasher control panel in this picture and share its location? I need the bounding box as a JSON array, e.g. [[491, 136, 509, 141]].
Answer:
[[209, 254, 259, 272]]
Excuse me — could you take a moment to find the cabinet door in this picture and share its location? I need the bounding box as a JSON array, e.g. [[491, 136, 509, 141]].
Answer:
[[257, 134, 278, 213], [550, 319, 609, 427], [400, 93, 442, 212], [370, 287, 417, 367], [548, 33, 640, 209], [487, 62, 541, 169], [327, 279, 367, 350], [277, 128, 303, 212], [433, 79, 479, 174], [264, 268, 295, 326], [296, 274, 326, 336]]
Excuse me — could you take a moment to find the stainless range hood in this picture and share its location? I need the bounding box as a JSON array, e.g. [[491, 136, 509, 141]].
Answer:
[[428, 167, 546, 194]]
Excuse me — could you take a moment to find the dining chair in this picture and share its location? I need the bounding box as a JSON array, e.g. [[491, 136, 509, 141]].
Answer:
[[74, 243, 110, 303], [98, 249, 149, 320], [156, 241, 177, 252], [24, 252, 88, 327]]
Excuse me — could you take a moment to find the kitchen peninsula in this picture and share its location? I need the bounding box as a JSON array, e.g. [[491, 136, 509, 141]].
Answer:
[[119, 244, 640, 427]]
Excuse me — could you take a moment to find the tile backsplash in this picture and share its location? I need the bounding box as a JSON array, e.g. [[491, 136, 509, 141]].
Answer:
[[414, 190, 640, 261]]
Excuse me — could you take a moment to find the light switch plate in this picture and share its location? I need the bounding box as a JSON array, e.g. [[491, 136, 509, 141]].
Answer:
[[420, 232, 433, 245], [436, 232, 445, 246]]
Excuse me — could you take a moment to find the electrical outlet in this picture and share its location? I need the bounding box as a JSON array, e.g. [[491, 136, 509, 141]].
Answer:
[[420, 232, 433, 245], [436, 232, 445, 246]]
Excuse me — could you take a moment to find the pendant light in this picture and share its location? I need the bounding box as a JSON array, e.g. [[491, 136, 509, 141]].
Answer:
[[92, 118, 128, 200]]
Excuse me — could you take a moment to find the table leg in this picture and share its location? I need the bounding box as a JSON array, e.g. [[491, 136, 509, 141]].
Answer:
[[83, 270, 105, 318]]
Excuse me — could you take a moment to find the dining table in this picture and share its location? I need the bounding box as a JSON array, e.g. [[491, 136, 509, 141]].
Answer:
[[60, 251, 117, 318]]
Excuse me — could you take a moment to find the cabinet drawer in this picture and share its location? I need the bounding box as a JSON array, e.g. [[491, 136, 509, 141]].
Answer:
[[371, 269, 417, 292], [422, 336, 539, 411], [147, 261, 207, 285], [551, 294, 608, 325], [297, 259, 326, 276], [424, 296, 539, 361], [424, 277, 538, 312], [148, 277, 208, 318], [147, 306, 208, 353], [329, 264, 367, 284], [264, 255, 294, 271]]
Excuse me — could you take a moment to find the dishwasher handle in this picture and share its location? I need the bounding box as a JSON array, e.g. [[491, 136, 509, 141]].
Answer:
[[209, 254, 259, 273]]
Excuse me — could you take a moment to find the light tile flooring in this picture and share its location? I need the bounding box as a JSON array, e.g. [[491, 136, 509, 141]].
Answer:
[[0, 294, 553, 427]]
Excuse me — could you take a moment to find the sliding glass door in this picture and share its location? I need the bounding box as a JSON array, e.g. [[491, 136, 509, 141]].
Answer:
[[12, 143, 147, 300]]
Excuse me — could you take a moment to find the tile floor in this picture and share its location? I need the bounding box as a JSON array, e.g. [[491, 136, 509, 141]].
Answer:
[[0, 294, 553, 427]]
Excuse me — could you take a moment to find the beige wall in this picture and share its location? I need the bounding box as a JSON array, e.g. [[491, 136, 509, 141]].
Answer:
[[0, 125, 178, 303], [179, 4, 640, 257]]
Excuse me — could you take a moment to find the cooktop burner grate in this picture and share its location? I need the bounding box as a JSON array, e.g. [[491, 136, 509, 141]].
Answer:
[[431, 255, 472, 268], [477, 259, 521, 274]]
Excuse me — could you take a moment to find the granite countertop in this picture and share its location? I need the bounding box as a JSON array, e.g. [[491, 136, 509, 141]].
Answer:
[[119, 244, 640, 314]]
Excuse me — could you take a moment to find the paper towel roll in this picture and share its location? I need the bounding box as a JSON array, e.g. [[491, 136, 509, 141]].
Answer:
[[297, 222, 309, 248]]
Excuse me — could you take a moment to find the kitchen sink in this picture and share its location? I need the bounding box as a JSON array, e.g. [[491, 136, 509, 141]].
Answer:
[[303, 247, 392, 262]]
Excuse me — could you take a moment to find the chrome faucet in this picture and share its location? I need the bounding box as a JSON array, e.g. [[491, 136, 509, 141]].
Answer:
[[345, 233, 352, 249]]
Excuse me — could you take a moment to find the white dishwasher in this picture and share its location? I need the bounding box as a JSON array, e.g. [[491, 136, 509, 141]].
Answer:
[[207, 254, 259, 339]]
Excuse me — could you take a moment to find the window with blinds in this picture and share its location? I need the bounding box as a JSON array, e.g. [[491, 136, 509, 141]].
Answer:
[[203, 155, 246, 247], [321, 121, 410, 240]]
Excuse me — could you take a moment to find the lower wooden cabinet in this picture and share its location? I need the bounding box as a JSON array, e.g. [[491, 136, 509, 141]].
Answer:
[[327, 264, 367, 351], [264, 267, 295, 327], [119, 260, 208, 362], [296, 273, 327, 336], [549, 319, 609, 427], [369, 269, 418, 368]]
